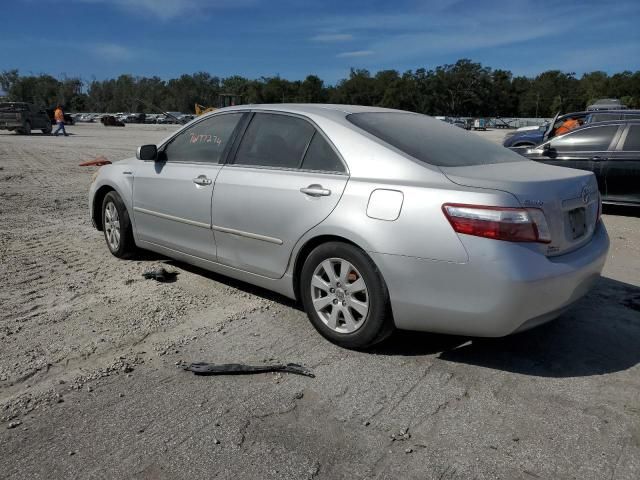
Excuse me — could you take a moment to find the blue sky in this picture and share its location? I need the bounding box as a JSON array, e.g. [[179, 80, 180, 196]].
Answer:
[[2, 0, 639, 84]]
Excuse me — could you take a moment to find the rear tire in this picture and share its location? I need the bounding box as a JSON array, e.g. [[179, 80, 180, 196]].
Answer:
[[101, 191, 136, 258], [300, 242, 394, 349], [42, 124, 52, 135]]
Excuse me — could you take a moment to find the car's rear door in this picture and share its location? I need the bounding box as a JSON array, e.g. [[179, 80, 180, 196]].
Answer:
[[602, 123, 640, 204], [132, 112, 245, 260], [211, 112, 348, 279]]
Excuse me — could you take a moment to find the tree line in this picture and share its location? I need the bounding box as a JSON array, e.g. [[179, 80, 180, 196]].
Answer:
[[2, 59, 639, 117]]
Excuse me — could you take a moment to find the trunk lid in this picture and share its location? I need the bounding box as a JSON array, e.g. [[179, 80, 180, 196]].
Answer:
[[440, 161, 600, 256]]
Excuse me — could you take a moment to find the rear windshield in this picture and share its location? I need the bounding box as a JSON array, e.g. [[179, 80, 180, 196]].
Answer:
[[347, 112, 525, 167], [0, 102, 29, 111]]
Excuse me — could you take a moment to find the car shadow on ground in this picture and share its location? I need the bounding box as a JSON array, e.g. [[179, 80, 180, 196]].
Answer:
[[376, 277, 640, 378], [161, 258, 300, 309], [149, 255, 639, 378], [603, 204, 640, 217]]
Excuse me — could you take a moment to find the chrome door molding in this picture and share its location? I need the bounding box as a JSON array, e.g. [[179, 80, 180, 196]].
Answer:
[[133, 206, 211, 229], [211, 224, 283, 245]]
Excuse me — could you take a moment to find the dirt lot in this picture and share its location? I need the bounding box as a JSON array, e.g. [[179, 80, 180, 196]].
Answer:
[[1, 124, 639, 479]]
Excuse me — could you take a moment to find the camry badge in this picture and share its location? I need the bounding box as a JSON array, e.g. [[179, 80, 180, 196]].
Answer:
[[581, 186, 590, 204]]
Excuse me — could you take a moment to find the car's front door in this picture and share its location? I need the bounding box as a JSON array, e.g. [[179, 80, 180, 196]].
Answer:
[[211, 112, 349, 279], [537, 124, 622, 195], [603, 124, 640, 204], [133, 112, 245, 260]]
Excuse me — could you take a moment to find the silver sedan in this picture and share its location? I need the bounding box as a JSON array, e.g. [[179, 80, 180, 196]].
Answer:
[[89, 104, 609, 348]]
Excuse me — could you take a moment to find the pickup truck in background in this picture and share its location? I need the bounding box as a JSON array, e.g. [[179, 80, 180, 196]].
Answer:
[[0, 102, 52, 134]]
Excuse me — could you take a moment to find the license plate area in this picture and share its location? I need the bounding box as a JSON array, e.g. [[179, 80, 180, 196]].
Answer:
[[568, 207, 587, 240]]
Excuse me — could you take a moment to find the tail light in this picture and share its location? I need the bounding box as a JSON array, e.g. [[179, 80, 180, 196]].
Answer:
[[442, 203, 552, 243]]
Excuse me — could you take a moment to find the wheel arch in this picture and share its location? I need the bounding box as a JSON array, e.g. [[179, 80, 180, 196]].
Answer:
[[92, 185, 116, 231], [291, 234, 371, 303]]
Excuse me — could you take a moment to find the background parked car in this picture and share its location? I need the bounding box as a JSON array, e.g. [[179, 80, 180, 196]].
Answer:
[[510, 120, 640, 206], [0, 101, 51, 134], [503, 110, 640, 147], [587, 98, 628, 111]]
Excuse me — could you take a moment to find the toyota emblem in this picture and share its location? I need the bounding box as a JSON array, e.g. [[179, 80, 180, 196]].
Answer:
[[581, 186, 590, 204]]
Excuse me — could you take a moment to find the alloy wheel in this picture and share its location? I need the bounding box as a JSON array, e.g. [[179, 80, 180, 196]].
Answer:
[[104, 201, 121, 251], [310, 257, 369, 333]]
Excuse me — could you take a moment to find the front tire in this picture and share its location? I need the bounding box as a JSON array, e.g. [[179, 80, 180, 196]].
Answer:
[[102, 191, 136, 258], [23, 121, 31, 135], [300, 242, 394, 349]]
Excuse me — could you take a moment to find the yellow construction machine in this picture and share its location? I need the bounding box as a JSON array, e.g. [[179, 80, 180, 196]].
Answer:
[[195, 103, 217, 116]]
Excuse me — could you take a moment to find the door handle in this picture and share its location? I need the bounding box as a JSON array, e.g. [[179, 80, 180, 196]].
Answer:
[[193, 175, 212, 186], [590, 156, 606, 162], [300, 184, 331, 197]]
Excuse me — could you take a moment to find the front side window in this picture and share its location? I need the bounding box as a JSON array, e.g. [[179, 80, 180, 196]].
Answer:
[[622, 125, 640, 151], [347, 112, 525, 167], [234, 113, 315, 169], [162, 113, 243, 163], [550, 125, 619, 152]]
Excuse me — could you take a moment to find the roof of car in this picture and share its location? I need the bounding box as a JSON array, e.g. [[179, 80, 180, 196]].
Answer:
[[216, 103, 404, 121], [559, 109, 640, 119], [575, 119, 640, 127]]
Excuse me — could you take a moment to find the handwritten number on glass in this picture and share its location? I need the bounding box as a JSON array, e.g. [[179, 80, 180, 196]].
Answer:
[[190, 133, 223, 145]]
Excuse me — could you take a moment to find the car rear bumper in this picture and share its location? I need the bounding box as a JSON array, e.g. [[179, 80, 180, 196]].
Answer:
[[0, 121, 22, 129], [371, 221, 609, 337]]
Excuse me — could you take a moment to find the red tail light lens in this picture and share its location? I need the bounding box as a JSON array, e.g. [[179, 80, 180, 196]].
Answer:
[[442, 204, 551, 243]]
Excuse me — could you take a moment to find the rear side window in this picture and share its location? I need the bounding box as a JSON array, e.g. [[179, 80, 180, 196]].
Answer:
[[622, 125, 640, 151], [234, 113, 315, 169], [550, 125, 619, 151], [347, 112, 525, 167], [300, 133, 345, 172], [162, 113, 243, 163]]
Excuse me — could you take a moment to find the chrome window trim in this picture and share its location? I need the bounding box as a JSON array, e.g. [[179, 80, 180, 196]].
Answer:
[[223, 163, 348, 176]]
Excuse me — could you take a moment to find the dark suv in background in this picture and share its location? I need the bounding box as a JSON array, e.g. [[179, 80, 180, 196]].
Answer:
[[503, 110, 640, 148], [512, 120, 640, 206], [0, 102, 52, 134]]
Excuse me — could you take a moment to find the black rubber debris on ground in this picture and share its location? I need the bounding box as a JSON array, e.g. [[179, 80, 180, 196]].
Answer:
[[185, 362, 315, 378], [142, 267, 178, 283]]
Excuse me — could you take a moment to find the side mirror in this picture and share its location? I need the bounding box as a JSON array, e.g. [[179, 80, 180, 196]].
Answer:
[[137, 144, 158, 161], [542, 143, 554, 156]]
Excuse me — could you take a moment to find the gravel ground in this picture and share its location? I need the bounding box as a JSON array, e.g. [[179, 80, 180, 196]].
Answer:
[[1, 123, 639, 479]]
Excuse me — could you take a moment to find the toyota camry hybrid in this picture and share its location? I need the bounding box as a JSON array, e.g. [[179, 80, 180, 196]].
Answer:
[[89, 104, 609, 348]]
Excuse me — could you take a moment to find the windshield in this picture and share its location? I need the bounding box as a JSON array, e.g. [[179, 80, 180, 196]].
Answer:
[[347, 112, 525, 167]]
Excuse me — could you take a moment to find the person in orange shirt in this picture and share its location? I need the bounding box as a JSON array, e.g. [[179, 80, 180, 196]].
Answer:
[[554, 117, 582, 136], [53, 105, 68, 136]]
